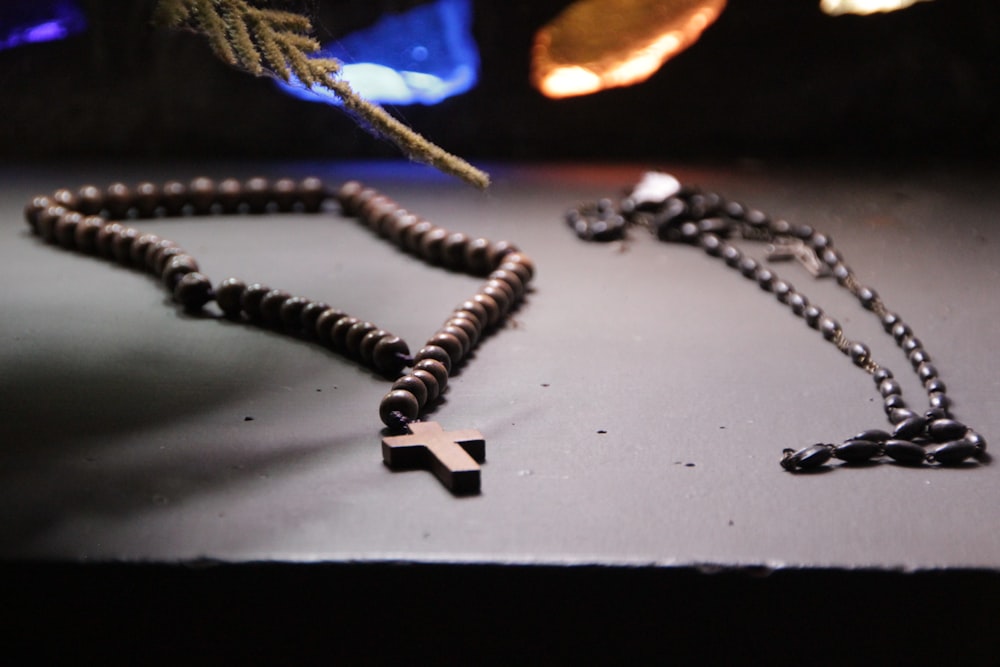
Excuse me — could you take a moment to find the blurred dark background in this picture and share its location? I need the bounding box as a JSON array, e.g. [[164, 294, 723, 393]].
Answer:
[[2, 0, 999, 162]]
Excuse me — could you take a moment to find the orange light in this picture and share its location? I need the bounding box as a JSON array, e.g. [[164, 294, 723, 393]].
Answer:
[[531, 0, 726, 99]]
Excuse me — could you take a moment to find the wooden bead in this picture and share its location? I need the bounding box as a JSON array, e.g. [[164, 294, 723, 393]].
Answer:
[[215, 278, 246, 318], [373, 336, 411, 376], [473, 292, 501, 326], [403, 220, 434, 252], [260, 289, 292, 327], [455, 299, 489, 330], [489, 268, 524, 299], [189, 177, 216, 213], [134, 182, 159, 217], [316, 308, 348, 345], [73, 216, 104, 254], [112, 226, 139, 263], [445, 316, 479, 347], [96, 221, 124, 257], [76, 185, 104, 215], [440, 324, 472, 355], [485, 278, 515, 305], [414, 358, 448, 392], [279, 296, 311, 331], [385, 210, 418, 245], [240, 283, 271, 321], [392, 374, 428, 408], [464, 237, 492, 275], [105, 183, 132, 219], [273, 178, 298, 212], [173, 271, 213, 311], [330, 316, 361, 351], [54, 211, 83, 248], [299, 177, 326, 213], [300, 301, 332, 337], [360, 329, 389, 365], [35, 206, 65, 243], [130, 233, 161, 267], [52, 188, 78, 210], [419, 227, 449, 264], [487, 240, 519, 268], [427, 332, 464, 366], [379, 389, 420, 426], [336, 180, 363, 214], [345, 321, 378, 356], [145, 238, 177, 271], [161, 181, 188, 216], [154, 246, 185, 275], [502, 252, 534, 281], [411, 369, 440, 402], [161, 255, 199, 289], [414, 345, 452, 373], [442, 232, 469, 270], [24, 195, 53, 229], [217, 178, 242, 213], [498, 260, 531, 286], [244, 177, 271, 213]]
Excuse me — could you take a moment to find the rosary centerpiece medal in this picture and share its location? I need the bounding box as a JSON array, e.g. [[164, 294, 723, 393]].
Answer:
[[24, 177, 534, 494]]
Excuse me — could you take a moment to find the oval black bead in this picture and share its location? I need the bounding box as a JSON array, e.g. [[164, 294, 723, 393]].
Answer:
[[834, 439, 882, 463], [883, 439, 927, 465], [929, 440, 978, 466], [927, 419, 967, 443], [892, 416, 928, 441], [878, 379, 902, 397], [889, 408, 919, 424], [854, 429, 891, 443], [782, 444, 832, 471]]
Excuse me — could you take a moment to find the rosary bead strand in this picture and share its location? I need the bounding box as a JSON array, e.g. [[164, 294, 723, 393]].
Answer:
[[567, 172, 986, 472], [25, 177, 534, 494]]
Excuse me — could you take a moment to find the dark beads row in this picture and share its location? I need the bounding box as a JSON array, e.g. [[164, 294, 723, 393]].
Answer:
[[213, 279, 412, 377], [337, 181, 523, 277], [25, 176, 328, 222], [782, 416, 987, 471], [24, 179, 417, 378]]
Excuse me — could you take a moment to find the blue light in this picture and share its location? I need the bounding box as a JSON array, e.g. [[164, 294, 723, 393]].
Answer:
[[0, 1, 86, 51], [277, 0, 479, 106]]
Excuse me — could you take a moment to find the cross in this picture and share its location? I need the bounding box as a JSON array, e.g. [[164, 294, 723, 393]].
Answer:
[[382, 421, 486, 494]]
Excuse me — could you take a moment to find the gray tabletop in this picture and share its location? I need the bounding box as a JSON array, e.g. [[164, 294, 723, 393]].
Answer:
[[2, 160, 998, 570]]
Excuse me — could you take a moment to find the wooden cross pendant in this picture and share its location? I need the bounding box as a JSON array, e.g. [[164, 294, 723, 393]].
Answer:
[[382, 421, 486, 494]]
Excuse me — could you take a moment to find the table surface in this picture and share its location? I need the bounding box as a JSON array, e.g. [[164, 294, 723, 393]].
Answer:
[[2, 159, 998, 570]]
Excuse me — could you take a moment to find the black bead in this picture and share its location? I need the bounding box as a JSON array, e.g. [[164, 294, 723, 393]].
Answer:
[[883, 395, 907, 412], [278, 296, 310, 332], [215, 278, 246, 318], [854, 429, 891, 443], [929, 440, 978, 466], [849, 342, 871, 367], [738, 257, 759, 279], [924, 378, 946, 394], [858, 286, 879, 310], [804, 305, 823, 328], [873, 368, 893, 383], [890, 408, 919, 424], [881, 312, 901, 333], [834, 439, 882, 464], [908, 349, 931, 368], [901, 336, 922, 353], [781, 444, 832, 471], [966, 432, 988, 456], [892, 322, 912, 344], [300, 301, 331, 337], [756, 268, 775, 291], [883, 439, 927, 465], [819, 316, 841, 341], [721, 244, 742, 267], [879, 379, 902, 397], [928, 392, 951, 410], [917, 363, 938, 383], [788, 292, 809, 316], [773, 280, 793, 304], [924, 407, 949, 421], [259, 289, 292, 327], [699, 234, 723, 257], [892, 416, 929, 440], [927, 419, 967, 442]]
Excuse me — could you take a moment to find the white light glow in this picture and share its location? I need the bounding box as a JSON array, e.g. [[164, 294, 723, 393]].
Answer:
[[820, 0, 932, 16]]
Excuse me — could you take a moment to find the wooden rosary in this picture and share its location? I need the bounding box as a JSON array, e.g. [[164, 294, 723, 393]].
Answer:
[[23, 176, 534, 494]]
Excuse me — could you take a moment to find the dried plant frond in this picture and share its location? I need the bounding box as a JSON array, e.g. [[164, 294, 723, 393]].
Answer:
[[154, 0, 489, 188]]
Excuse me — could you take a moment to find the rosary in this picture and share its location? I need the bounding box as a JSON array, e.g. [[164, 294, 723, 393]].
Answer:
[[567, 172, 987, 471], [23, 176, 533, 495], [23, 172, 987, 495]]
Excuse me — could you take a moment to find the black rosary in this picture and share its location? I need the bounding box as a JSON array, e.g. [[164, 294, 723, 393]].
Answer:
[[567, 172, 987, 471], [23, 177, 534, 494]]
